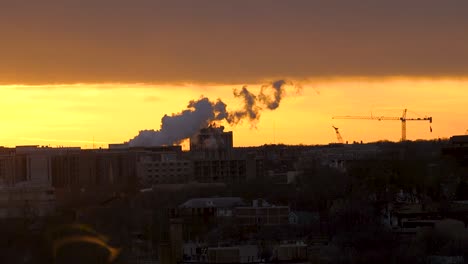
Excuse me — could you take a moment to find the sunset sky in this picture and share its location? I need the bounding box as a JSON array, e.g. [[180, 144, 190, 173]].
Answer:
[[1, 1, 467, 148]]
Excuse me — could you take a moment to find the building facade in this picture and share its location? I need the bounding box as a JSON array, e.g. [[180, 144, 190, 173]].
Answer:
[[0, 146, 75, 218], [235, 199, 290, 226], [137, 153, 192, 186]]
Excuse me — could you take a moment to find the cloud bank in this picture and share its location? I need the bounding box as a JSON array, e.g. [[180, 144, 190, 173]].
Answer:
[[1, 0, 467, 84]]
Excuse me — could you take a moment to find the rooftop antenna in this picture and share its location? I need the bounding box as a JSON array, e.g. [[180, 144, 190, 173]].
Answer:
[[273, 121, 276, 144]]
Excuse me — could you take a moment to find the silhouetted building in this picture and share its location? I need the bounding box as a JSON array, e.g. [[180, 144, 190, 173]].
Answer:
[[275, 243, 308, 261], [159, 218, 183, 264], [178, 197, 246, 218], [51, 150, 137, 191], [190, 126, 252, 183], [0, 146, 77, 218], [0, 146, 80, 187], [136, 148, 192, 186], [207, 245, 259, 263], [235, 199, 290, 226], [449, 135, 468, 146], [0, 185, 55, 218], [193, 159, 247, 183], [442, 135, 468, 165], [190, 125, 233, 160]]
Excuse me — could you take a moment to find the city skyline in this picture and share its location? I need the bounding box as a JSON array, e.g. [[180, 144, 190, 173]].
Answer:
[[2, 2, 468, 262], [1, 77, 467, 149]]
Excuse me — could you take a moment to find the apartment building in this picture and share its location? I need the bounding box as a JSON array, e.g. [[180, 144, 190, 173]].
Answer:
[[137, 154, 193, 185]]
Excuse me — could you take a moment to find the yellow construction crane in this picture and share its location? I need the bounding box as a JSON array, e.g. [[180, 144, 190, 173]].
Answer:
[[332, 126, 344, 144], [333, 109, 432, 141]]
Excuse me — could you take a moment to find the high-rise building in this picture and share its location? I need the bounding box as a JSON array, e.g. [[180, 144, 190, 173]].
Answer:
[[190, 126, 250, 183], [0, 146, 78, 219], [190, 125, 233, 160]]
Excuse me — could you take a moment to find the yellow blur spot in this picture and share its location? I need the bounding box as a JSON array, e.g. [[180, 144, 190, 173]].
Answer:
[[53, 235, 120, 263]]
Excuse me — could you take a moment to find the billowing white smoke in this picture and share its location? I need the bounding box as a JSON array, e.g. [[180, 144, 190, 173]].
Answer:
[[129, 98, 227, 146], [128, 80, 298, 146]]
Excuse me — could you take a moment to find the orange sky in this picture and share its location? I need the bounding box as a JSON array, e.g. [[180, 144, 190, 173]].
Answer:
[[1, 2, 467, 148], [1, 78, 467, 149]]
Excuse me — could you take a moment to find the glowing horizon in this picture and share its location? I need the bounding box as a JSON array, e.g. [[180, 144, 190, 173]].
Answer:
[[0, 77, 466, 149]]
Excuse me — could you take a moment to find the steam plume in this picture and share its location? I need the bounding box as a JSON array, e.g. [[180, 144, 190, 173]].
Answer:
[[128, 98, 228, 146], [259, 79, 287, 110], [128, 79, 297, 146], [227, 86, 260, 124]]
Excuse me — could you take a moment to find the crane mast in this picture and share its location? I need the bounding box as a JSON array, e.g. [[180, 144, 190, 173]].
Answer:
[[332, 126, 344, 144], [333, 109, 432, 141]]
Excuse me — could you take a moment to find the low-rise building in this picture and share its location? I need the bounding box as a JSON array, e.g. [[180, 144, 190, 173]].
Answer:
[[442, 135, 468, 166], [0, 185, 55, 218], [235, 199, 290, 226], [274, 242, 308, 261], [193, 159, 247, 183], [289, 211, 319, 225], [179, 197, 246, 218], [267, 171, 300, 185], [207, 245, 259, 263]]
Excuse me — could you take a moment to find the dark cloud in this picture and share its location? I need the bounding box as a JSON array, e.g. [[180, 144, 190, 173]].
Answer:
[[1, 0, 467, 84]]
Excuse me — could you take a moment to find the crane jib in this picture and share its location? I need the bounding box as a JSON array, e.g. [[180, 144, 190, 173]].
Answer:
[[332, 109, 433, 141]]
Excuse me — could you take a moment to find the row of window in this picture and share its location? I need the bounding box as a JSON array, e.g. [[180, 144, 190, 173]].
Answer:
[[146, 168, 190, 173], [144, 162, 190, 167], [146, 173, 189, 178]]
